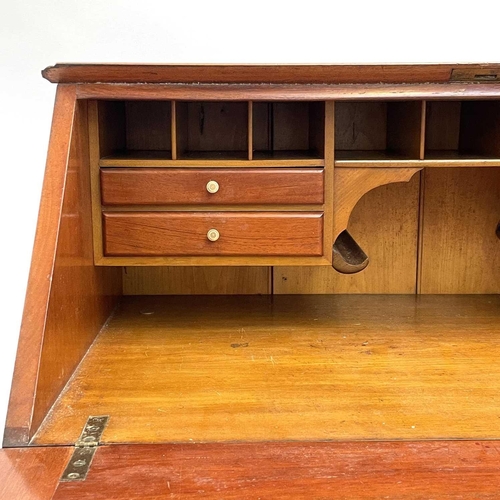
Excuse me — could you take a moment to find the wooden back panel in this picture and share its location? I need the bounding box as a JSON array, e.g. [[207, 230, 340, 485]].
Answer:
[[275, 167, 500, 295], [125, 101, 172, 151], [123, 267, 270, 295], [275, 174, 421, 293], [419, 168, 500, 293]]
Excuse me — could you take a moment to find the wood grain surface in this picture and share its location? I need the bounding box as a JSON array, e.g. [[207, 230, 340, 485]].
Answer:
[[3, 85, 77, 446], [103, 212, 323, 257], [0, 447, 71, 500], [5, 96, 122, 447], [419, 168, 500, 293], [387, 101, 423, 158], [275, 173, 420, 293], [42, 63, 500, 84], [335, 101, 388, 151], [125, 100, 172, 151], [33, 294, 500, 445], [122, 266, 271, 295], [252, 101, 325, 155], [76, 82, 500, 101], [100, 152, 324, 167], [332, 167, 421, 240], [100, 168, 324, 205], [272, 102, 312, 151], [28, 101, 122, 440], [53, 441, 500, 500], [177, 101, 248, 155], [322, 101, 335, 261], [425, 101, 462, 151], [335, 153, 500, 167]]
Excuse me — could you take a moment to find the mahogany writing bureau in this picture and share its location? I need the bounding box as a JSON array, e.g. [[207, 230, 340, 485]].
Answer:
[[1, 64, 500, 499]]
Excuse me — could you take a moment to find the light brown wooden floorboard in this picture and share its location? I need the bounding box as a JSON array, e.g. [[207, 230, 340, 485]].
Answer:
[[34, 295, 500, 445]]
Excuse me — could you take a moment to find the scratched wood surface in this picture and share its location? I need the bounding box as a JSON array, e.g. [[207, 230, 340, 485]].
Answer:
[[34, 294, 500, 445], [4, 95, 121, 447], [53, 441, 500, 500], [275, 173, 420, 293], [44, 63, 500, 84], [0, 447, 71, 500], [28, 101, 122, 439]]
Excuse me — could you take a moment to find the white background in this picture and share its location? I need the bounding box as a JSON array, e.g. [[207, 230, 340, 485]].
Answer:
[[0, 0, 498, 445]]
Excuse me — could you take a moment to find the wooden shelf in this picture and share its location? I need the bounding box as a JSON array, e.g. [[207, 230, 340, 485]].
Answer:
[[423, 150, 500, 166], [335, 149, 500, 167], [100, 150, 172, 166], [335, 101, 423, 163], [252, 102, 325, 163], [100, 150, 324, 167], [335, 150, 420, 167], [33, 294, 500, 446], [177, 150, 248, 160], [253, 150, 323, 163], [425, 101, 500, 161]]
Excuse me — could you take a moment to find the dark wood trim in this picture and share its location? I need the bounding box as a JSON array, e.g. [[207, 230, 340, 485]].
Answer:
[[42, 63, 500, 84], [75, 82, 500, 101]]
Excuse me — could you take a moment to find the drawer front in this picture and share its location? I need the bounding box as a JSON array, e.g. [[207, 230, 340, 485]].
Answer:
[[100, 168, 324, 205], [103, 212, 323, 256]]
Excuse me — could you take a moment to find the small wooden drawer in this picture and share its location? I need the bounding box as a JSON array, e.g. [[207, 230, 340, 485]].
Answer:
[[103, 212, 323, 256], [100, 168, 324, 205]]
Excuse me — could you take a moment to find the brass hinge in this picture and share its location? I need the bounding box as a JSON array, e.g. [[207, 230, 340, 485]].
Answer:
[[60, 415, 109, 482]]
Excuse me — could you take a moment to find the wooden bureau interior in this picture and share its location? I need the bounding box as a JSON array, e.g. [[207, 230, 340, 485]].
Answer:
[[4, 65, 500, 454]]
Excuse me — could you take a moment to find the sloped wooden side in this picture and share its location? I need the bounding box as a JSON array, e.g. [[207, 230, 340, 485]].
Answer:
[[3, 87, 121, 447]]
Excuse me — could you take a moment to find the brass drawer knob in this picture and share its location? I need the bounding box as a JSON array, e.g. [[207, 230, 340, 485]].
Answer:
[[207, 229, 220, 242], [206, 180, 219, 194]]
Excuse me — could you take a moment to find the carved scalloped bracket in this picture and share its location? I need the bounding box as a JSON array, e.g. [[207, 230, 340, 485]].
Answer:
[[332, 167, 422, 274]]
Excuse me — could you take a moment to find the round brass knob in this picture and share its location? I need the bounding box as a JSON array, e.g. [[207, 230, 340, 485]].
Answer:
[[207, 229, 220, 242], [206, 180, 219, 194]]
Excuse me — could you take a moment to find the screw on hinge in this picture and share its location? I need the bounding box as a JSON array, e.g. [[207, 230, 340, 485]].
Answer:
[[60, 416, 109, 482]]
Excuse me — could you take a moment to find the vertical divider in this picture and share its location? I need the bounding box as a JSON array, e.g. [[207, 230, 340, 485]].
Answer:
[[323, 101, 335, 262], [416, 100, 427, 293], [248, 101, 253, 160], [88, 101, 105, 263], [420, 101, 427, 160], [171, 101, 177, 160]]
